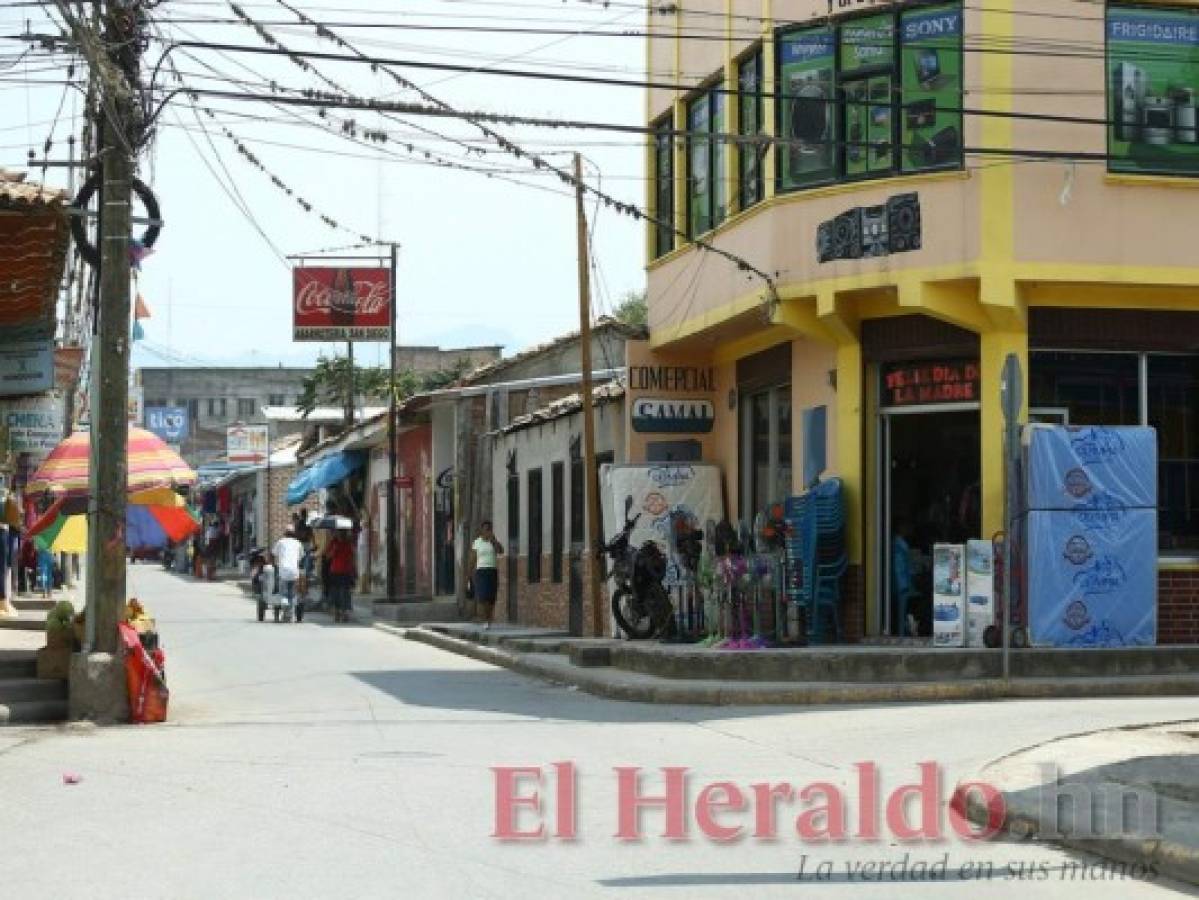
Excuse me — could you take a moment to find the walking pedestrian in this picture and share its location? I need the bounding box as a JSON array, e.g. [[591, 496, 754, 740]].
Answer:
[[272, 526, 305, 623], [469, 520, 504, 631], [324, 527, 356, 623]]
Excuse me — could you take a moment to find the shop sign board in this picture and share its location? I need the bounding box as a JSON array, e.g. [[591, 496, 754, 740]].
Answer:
[[292, 267, 391, 341], [0, 340, 54, 397], [631, 398, 715, 434], [145, 406, 189, 443], [227, 424, 269, 465], [883, 360, 979, 407], [1, 393, 64, 464], [627, 366, 715, 393]]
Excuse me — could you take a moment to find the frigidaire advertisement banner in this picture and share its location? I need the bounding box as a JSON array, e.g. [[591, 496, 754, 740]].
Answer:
[[292, 267, 391, 341], [842, 13, 896, 177], [1108, 5, 1199, 175], [779, 27, 836, 188], [900, 3, 963, 173]]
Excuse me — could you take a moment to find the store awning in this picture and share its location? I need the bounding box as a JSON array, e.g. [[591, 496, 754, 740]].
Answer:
[[286, 450, 366, 506]]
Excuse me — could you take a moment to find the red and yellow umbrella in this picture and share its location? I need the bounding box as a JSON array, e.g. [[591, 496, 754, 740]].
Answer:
[[28, 493, 201, 553], [25, 427, 196, 498]]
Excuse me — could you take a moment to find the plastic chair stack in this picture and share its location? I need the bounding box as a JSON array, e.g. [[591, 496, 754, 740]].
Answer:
[[784, 479, 848, 644]]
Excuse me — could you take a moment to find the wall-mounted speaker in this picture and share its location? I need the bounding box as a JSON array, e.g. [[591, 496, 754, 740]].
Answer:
[[886, 193, 922, 254]]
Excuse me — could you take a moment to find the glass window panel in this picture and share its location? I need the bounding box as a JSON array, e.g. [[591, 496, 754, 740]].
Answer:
[[1029, 352, 1140, 426], [777, 27, 836, 189], [712, 90, 728, 225], [752, 391, 772, 514], [738, 52, 763, 209], [900, 3, 964, 173], [654, 120, 673, 257], [1107, 5, 1199, 177], [688, 95, 711, 237], [1149, 355, 1199, 552], [776, 386, 793, 501]]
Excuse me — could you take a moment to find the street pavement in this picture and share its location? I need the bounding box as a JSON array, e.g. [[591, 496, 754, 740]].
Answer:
[[1, 567, 1198, 899]]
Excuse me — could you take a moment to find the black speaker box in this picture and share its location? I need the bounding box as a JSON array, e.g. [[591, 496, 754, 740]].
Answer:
[[816, 220, 835, 263], [831, 207, 863, 260], [886, 193, 921, 254], [861, 205, 889, 257]]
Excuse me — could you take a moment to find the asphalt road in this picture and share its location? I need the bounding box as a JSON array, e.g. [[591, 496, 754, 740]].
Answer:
[[1, 567, 1197, 899]]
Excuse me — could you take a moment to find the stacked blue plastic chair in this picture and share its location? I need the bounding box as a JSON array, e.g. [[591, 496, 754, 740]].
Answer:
[[783, 479, 847, 644]]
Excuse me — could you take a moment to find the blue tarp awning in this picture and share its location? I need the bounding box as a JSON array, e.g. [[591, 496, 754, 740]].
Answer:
[[286, 450, 366, 505]]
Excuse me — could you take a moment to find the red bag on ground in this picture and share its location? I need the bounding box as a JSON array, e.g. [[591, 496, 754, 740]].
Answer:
[[118, 623, 169, 724]]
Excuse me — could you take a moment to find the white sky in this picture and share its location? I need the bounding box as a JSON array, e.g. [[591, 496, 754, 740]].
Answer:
[[0, 0, 649, 368]]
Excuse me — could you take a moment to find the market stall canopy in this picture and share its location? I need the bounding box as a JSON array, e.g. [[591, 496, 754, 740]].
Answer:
[[287, 450, 365, 506], [28, 496, 200, 553], [25, 427, 196, 498]]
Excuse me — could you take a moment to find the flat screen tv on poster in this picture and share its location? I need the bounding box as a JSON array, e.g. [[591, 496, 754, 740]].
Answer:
[[292, 267, 391, 342]]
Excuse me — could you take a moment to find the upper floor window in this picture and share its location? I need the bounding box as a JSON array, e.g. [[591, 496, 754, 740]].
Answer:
[[267, 394, 285, 407], [1108, 4, 1199, 177], [738, 49, 765, 210], [687, 82, 728, 238], [652, 116, 674, 258], [777, 3, 962, 191], [238, 398, 256, 418]]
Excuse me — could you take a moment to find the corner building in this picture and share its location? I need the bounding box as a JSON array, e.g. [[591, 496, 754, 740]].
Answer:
[[639, 0, 1199, 641]]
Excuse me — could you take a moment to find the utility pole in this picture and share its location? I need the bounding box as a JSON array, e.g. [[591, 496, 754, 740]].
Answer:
[[60, 0, 139, 655], [573, 153, 604, 638], [386, 243, 398, 602], [345, 340, 355, 428]]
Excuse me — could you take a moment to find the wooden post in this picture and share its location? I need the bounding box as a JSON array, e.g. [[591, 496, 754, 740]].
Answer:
[[573, 154, 604, 637]]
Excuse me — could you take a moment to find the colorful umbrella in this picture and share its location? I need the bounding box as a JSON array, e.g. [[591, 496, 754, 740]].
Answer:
[[28, 497, 200, 553], [25, 427, 196, 499]]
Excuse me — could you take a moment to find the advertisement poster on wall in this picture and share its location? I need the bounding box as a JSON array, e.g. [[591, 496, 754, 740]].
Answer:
[[0, 341, 53, 397], [292, 267, 391, 341], [688, 93, 710, 236], [145, 406, 189, 444], [227, 424, 269, 465], [1108, 5, 1199, 175], [900, 3, 963, 173], [1, 393, 64, 489], [778, 27, 836, 188]]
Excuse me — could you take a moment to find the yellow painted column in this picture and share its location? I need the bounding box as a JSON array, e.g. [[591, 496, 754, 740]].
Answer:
[[835, 340, 864, 566], [979, 330, 1028, 540]]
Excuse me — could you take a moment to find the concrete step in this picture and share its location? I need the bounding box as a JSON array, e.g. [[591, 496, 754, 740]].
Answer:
[[13, 598, 54, 613], [0, 677, 66, 705], [0, 616, 44, 632], [0, 651, 37, 679], [0, 698, 68, 725], [373, 598, 467, 624]]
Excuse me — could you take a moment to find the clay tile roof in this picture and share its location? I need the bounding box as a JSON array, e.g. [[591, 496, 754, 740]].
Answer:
[[499, 379, 626, 435], [0, 168, 69, 210]]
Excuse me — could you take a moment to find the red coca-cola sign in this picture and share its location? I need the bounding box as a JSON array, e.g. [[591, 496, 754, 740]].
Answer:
[[292, 267, 391, 341]]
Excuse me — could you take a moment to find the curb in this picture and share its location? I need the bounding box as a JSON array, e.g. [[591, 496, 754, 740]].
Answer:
[[393, 625, 1199, 707], [957, 770, 1199, 887]]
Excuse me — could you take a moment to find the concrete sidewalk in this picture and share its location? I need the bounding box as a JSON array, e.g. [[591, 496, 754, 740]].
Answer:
[[390, 623, 1199, 706], [958, 721, 1199, 887]]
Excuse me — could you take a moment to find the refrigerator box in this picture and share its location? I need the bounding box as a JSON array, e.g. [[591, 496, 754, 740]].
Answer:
[[1021, 425, 1157, 513], [1025, 508, 1157, 648], [965, 539, 994, 648], [932, 543, 966, 648]]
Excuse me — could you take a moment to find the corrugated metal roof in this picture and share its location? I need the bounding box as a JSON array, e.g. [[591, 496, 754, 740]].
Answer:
[[499, 380, 625, 436]]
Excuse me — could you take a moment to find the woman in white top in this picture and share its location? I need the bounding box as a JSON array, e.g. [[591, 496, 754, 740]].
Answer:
[[468, 520, 504, 630]]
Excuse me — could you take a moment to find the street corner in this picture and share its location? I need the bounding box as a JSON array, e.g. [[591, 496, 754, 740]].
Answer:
[[953, 721, 1199, 886]]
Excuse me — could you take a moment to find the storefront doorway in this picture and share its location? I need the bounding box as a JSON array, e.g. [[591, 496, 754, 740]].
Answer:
[[880, 407, 980, 637]]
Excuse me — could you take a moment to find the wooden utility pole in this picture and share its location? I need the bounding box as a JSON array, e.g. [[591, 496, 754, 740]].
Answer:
[[386, 243, 398, 602], [69, 0, 137, 654], [573, 153, 604, 637]]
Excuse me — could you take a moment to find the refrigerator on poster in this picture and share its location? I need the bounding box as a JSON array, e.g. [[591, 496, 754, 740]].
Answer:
[[778, 27, 836, 188], [900, 3, 963, 173], [1108, 5, 1199, 176], [965, 539, 994, 648], [932, 543, 966, 647]]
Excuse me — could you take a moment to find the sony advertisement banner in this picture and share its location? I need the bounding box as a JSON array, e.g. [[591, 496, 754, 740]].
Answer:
[[227, 424, 269, 466], [292, 267, 391, 342], [145, 406, 189, 443], [1108, 5, 1199, 175], [900, 3, 963, 173]]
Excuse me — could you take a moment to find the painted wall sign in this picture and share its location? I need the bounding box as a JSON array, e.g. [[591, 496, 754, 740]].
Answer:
[[145, 406, 189, 443], [883, 360, 979, 406], [632, 398, 716, 434], [293, 267, 391, 342], [627, 366, 716, 392], [0, 341, 53, 397], [227, 424, 269, 465], [817, 192, 922, 263]]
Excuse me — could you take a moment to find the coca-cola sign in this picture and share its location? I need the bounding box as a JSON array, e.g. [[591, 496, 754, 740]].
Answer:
[[292, 266, 391, 341]]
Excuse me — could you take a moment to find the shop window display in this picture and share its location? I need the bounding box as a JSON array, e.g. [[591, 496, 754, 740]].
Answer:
[[687, 84, 727, 238]]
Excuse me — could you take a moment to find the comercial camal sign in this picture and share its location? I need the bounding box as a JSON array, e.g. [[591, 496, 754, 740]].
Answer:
[[292, 267, 391, 342]]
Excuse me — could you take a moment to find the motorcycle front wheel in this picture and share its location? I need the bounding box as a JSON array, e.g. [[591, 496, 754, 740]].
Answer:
[[612, 588, 656, 640]]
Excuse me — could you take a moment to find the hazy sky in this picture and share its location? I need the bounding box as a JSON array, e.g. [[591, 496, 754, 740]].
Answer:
[[0, 0, 648, 369]]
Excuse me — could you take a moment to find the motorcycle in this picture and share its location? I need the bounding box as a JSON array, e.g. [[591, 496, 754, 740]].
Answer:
[[603, 497, 674, 640]]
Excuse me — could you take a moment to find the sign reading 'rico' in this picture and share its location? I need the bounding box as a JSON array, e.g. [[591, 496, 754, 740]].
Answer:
[[293, 267, 391, 342], [883, 360, 979, 407]]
